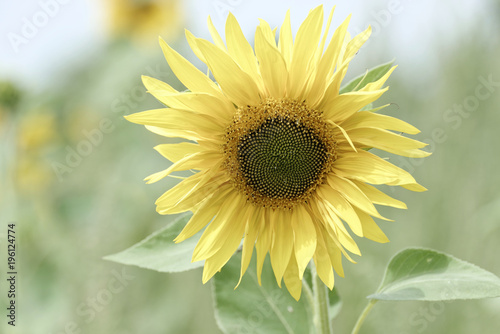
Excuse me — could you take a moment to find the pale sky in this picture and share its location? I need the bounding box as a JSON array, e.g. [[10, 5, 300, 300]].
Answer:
[[0, 0, 496, 92]]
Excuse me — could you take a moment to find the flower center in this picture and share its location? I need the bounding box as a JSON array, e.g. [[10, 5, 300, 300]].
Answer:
[[238, 117, 327, 200], [223, 98, 337, 209]]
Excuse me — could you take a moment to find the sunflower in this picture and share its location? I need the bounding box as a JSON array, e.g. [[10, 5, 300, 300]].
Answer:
[[126, 5, 430, 300], [107, 0, 184, 43]]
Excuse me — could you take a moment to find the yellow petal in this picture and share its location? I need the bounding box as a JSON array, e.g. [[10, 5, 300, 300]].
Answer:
[[257, 18, 276, 47], [291, 206, 317, 279], [362, 66, 396, 92], [195, 38, 261, 106], [185, 29, 207, 63], [145, 151, 221, 184], [192, 192, 245, 262], [288, 5, 324, 98], [315, 199, 350, 240], [202, 203, 248, 283], [144, 125, 199, 141], [352, 180, 407, 209], [142, 75, 178, 94], [270, 209, 294, 287], [236, 208, 262, 288], [255, 209, 272, 285], [327, 175, 387, 220], [323, 89, 389, 122], [313, 225, 335, 289], [159, 37, 223, 98], [283, 251, 302, 301], [155, 168, 224, 215], [348, 127, 431, 158], [342, 110, 420, 135], [307, 14, 351, 106], [225, 13, 262, 89], [146, 90, 233, 120], [333, 150, 421, 187], [343, 26, 371, 61], [125, 108, 224, 141], [154, 142, 205, 163], [322, 230, 345, 277], [278, 10, 293, 67], [317, 184, 363, 237], [317, 6, 336, 61], [353, 207, 389, 243], [255, 27, 288, 98], [207, 16, 226, 50], [174, 185, 232, 243]]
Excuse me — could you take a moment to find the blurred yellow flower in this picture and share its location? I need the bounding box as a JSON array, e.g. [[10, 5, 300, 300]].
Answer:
[[18, 110, 57, 151], [15, 155, 53, 195], [127, 6, 430, 300], [108, 0, 184, 43], [15, 110, 59, 194]]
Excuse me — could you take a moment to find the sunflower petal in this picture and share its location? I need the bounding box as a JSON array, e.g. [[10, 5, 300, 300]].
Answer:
[[225, 13, 262, 87], [146, 90, 233, 120], [196, 38, 261, 106], [342, 110, 420, 134], [207, 16, 226, 50], [283, 251, 302, 301], [307, 14, 351, 106], [333, 150, 422, 188], [154, 142, 205, 163], [318, 184, 363, 237], [175, 185, 232, 243], [313, 225, 335, 289], [278, 10, 293, 67], [192, 192, 245, 262], [291, 206, 317, 279], [159, 37, 223, 98], [256, 209, 272, 285], [288, 5, 324, 97], [270, 210, 294, 287], [236, 208, 262, 287], [352, 180, 407, 209], [125, 108, 224, 139], [255, 27, 288, 98], [353, 207, 389, 243], [348, 128, 431, 158]]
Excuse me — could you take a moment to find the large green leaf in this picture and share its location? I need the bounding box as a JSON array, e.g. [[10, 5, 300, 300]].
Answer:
[[339, 60, 394, 94], [213, 253, 314, 334], [368, 248, 500, 301], [103, 214, 204, 273]]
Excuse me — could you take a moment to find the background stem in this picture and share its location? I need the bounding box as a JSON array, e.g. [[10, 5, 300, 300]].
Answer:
[[311, 264, 332, 334], [351, 300, 377, 334]]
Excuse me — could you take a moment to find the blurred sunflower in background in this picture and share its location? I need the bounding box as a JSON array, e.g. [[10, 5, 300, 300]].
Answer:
[[108, 0, 184, 44], [127, 5, 430, 300]]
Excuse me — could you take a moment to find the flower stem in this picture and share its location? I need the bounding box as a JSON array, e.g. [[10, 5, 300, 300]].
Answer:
[[311, 264, 332, 334], [351, 300, 377, 334]]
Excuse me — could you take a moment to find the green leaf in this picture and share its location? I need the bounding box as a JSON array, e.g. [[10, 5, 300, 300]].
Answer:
[[368, 248, 500, 301], [339, 60, 395, 94], [103, 214, 204, 273], [213, 253, 314, 334]]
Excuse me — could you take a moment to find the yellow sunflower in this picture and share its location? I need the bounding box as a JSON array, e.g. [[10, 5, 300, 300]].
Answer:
[[126, 5, 430, 300], [107, 0, 183, 43]]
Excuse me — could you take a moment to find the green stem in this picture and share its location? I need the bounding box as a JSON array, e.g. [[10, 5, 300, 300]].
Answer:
[[351, 300, 377, 334], [311, 264, 332, 334]]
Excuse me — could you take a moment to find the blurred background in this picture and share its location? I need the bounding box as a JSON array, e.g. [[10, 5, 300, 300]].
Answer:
[[1, 0, 499, 333]]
